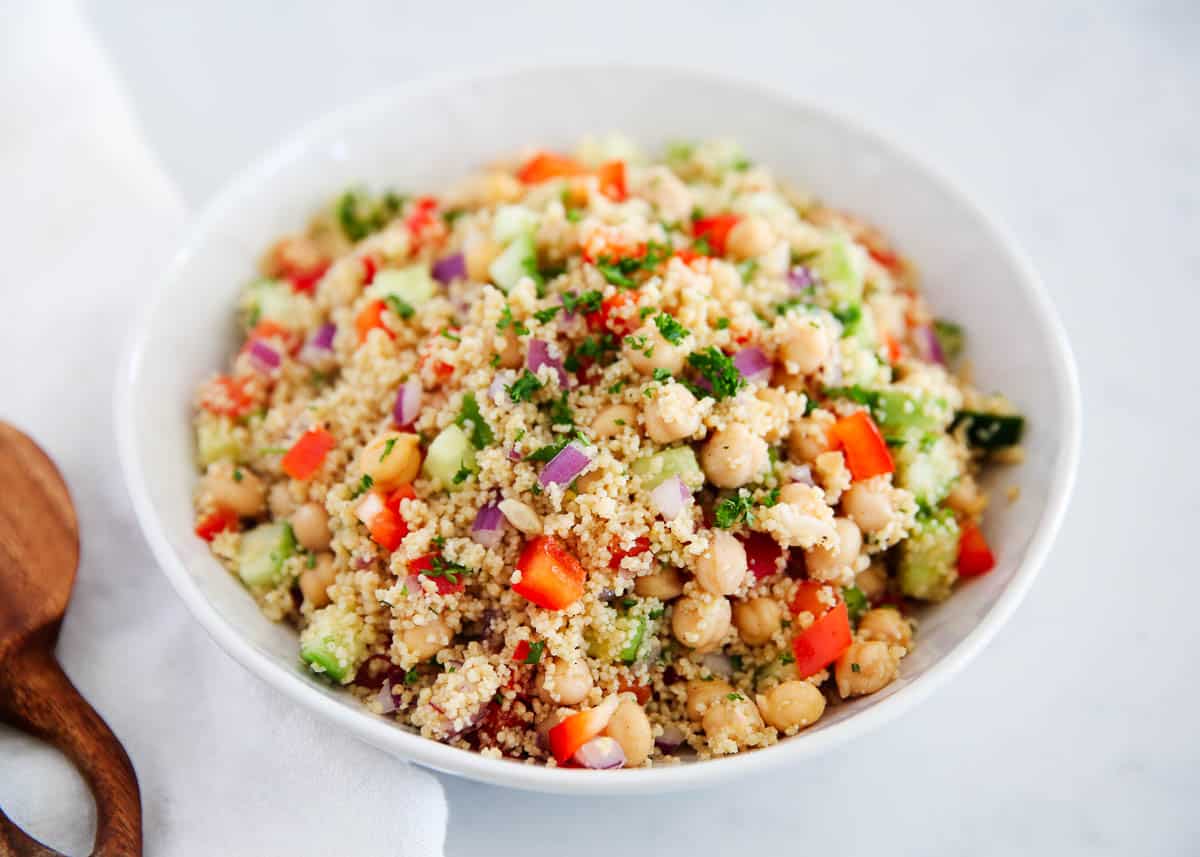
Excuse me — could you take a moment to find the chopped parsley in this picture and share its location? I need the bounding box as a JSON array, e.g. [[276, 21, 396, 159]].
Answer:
[[725, 692, 745, 702], [762, 487, 780, 507], [780, 652, 796, 666], [489, 353, 501, 367], [648, 607, 665, 620], [842, 586, 868, 623], [736, 259, 758, 281], [384, 295, 415, 320], [608, 380, 626, 395], [526, 438, 570, 463], [713, 491, 756, 528], [507, 370, 544, 402], [565, 208, 582, 224], [545, 392, 574, 428], [851, 662, 861, 673], [774, 296, 813, 316], [451, 464, 472, 485], [533, 306, 562, 324], [653, 313, 690, 345], [593, 242, 672, 289], [715, 317, 731, 330], [440, 327, 461, 342], [639, 306, 656, 319], [522, 641, 545, 665], [404, 668, 420, 686], [441, 208, 466, 225], [686, 346, 745, 400], [595, 258, 637, 289], [336, 188, 405, 242], [351, 474, 374, 498], [379, 437, 397, 462], [432, 536, 446, 549], [562, 290, 603, 315], [232, 468, 244, 483], [652, 368, 673, 383], [564, 333, 618, 372], [624, 334, 647, 351], [425, 555, 473, 584], [306, 551, 317, 569], [497, 304, 530, 336], [455, 392, 494, 447]]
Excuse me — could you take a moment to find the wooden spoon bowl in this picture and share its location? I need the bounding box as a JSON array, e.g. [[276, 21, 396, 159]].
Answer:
[[0, 422, 141, 856]]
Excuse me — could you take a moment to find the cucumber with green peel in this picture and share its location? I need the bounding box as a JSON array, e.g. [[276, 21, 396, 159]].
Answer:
[[586, 612, 646, 663], [237, 522, 296, 586], [814, 234, 866, 317], [933, 319, 965, 362], [196, 417, 243, 466], [617, 615, 648, 664], [491, 205, 540, 243], [300, 604, 365, 684], [898, 508, 960, 602], [952, 411, 1025, 450], [489, 233, 540, 292], [824, 385, 950, 438], [242, 279, 307, 330], [895, 435, 960, 506], [422, 424, 476, 490], [631, 446, 702, 490], [366, 266, 437, 308]]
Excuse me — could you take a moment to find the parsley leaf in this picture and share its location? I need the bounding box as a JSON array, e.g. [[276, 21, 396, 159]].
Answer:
[[687, 346, 745, 400], [455, 392, 494, 448], [379, 437, 397, 462], [652, 368, 672, 383], [351, 474, 374, 498], [545, 392, 574, 428], [384, 295, 415, 320], [534, 306, 562, 324], [715, 317, 731, 330], [842, 586, 869, 623], [523, 641, 545, 665], [595, 257, 637, 289], [562, 290, 603, 315], [507, 370, 543, 403], [713, 492, 755, 528], [440, 327, 461, 342], [497, 304, 530, 336], [452, 465, 472, 485], [526, 438, 570, 463], [653, 313, 689, 345], [425, 555, 473, 585]]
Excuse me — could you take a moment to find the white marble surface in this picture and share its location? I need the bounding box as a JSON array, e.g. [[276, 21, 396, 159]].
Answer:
[[61, 0, 1200, 853]]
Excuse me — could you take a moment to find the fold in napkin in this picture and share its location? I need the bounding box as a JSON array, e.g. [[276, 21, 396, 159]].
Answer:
[[0, 3, 447, 854]]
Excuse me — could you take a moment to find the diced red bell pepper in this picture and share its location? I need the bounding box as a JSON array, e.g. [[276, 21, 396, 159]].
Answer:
[[829, 410, 894, 481], [512, 640, 532, 663], [792, 601, 852, 679], [883, 333, 903, 364], [957, 521, 996, 577], [267, 236, 330, 294], [595, 160, 627, 201], [242, 319, 301, 356], [548, 696, 619, 764], [789, 580, 833, 617], [608, 536, 650, 570], [281, 427, 335, 480], [692, 214, 741, 257], [674, 247, 705, 266], [517, 151, 586, 184], [404, 196, 441, 246], [741, 532, 783, 580], [195, 507, 239, 542], [513, 536, 587, 610], [355, 299, 395, 344], [200, 375, 255, 418], [361, 255, 378, 286], [617, 679, 652, 706], [585, 290, 641, 336], [408, 553, 464, 595], [385, 483, 416, 508]]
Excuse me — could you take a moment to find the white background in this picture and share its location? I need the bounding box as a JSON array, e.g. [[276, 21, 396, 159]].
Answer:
[[24, 0, 1200, 853]]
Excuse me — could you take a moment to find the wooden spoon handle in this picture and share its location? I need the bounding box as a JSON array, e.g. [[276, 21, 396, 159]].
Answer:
[[0, 640, 141, 857]]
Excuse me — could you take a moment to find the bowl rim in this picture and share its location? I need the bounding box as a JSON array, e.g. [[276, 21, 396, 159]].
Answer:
[[114, 62, 1081, 795]]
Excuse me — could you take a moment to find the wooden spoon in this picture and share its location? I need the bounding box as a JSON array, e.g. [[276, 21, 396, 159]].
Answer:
[[0, 422, 141, 856]]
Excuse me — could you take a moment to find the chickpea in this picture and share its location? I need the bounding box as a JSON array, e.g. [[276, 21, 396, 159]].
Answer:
[[481, 171, 523, 204], [634, 566, 685, 600], [787, 417, 832, 464], [466, 235, 501, 282], [400, 618, 453, 662], [855, 562, 889, 602], [604, 698, 653, 766], [538, 658, 594, 705], [359, 432, 421, 488], [842, 480, 892, 533], [701, 693, 764, 746], [804, 517, 862, 581], [858, 608, 912, 648], [694, 530, 748, 596], [298, 553, 336, 608], [771, 365, 809, 394], [685, 678, 735, 721], [835, 641, 899, 698], [624, 327, 688, 376], [204, 461, 266, 518], [945, 474, 987, 518], [592, 403, 639, 439], [778, 318, 831, 375], [725, 216, 775, 261], [755, 387, 790, 443], [643, 383, 701, 444], [755, 680, 826, 733], [700, 423, 768, 488], [498, 498, 541, 535], [671, 593, 731, 652], [732, 597, 782, 646], [495, 329, 523, 369], [535, 712, 563, 750], [291, 502, 331, 552]]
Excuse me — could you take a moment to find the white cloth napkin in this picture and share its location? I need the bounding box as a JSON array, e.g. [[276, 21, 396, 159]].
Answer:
[[0, 3, 447, 854]]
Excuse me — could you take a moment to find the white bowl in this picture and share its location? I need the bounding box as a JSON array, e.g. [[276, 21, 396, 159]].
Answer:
[[115, 65, 1080, 795]]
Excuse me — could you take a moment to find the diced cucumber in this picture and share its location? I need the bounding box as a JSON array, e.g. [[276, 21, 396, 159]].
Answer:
[[632, 446, 702, 490], [196, 417, 243, 466], [300, 603, 365, 684], [933, 319, 965, 362], [824, 386, 950, 439], [488, 233, 539, 292], [422, 424, 476, 490], [898, 508, 960, 602], [617, 615, 648, 664], [814, 234, 866, 314], [242, 279, 307, 330], [895, 435, 960, 506], [952, 411, 1025, 450], [366, 265, 437, 308], [491, 205, 540, 244], [237, 522, 296, 587], [732, 191, 794, 221]]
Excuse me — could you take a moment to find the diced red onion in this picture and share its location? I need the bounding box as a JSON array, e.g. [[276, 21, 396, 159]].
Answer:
[[789, 464, 814, 486], [471, 501, 506, 548], [488, 374, 509, 404], [539, 441, 592, 487], [700, 651, 734, 679], [377, 679, 397, 714], [572, 736, 626, 770], [649, 475, 689, 520], [356, 491, 384, 525], [300, 322, 337, 367], [527, 339, 569, 388], [431, 252, 466, 285], [655, 722, 686, 751], [788, 266, 815, 290], [311, 322, 336, 350], [507, 447, 523, 462], [733, 346, 771, 383], [248, 339, 281, 373], [393, 377, 422, 427], [914, 324, 945, 365]]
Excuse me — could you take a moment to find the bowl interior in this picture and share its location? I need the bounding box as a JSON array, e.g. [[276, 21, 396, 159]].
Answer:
[[118, 66, 1078, 793]]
